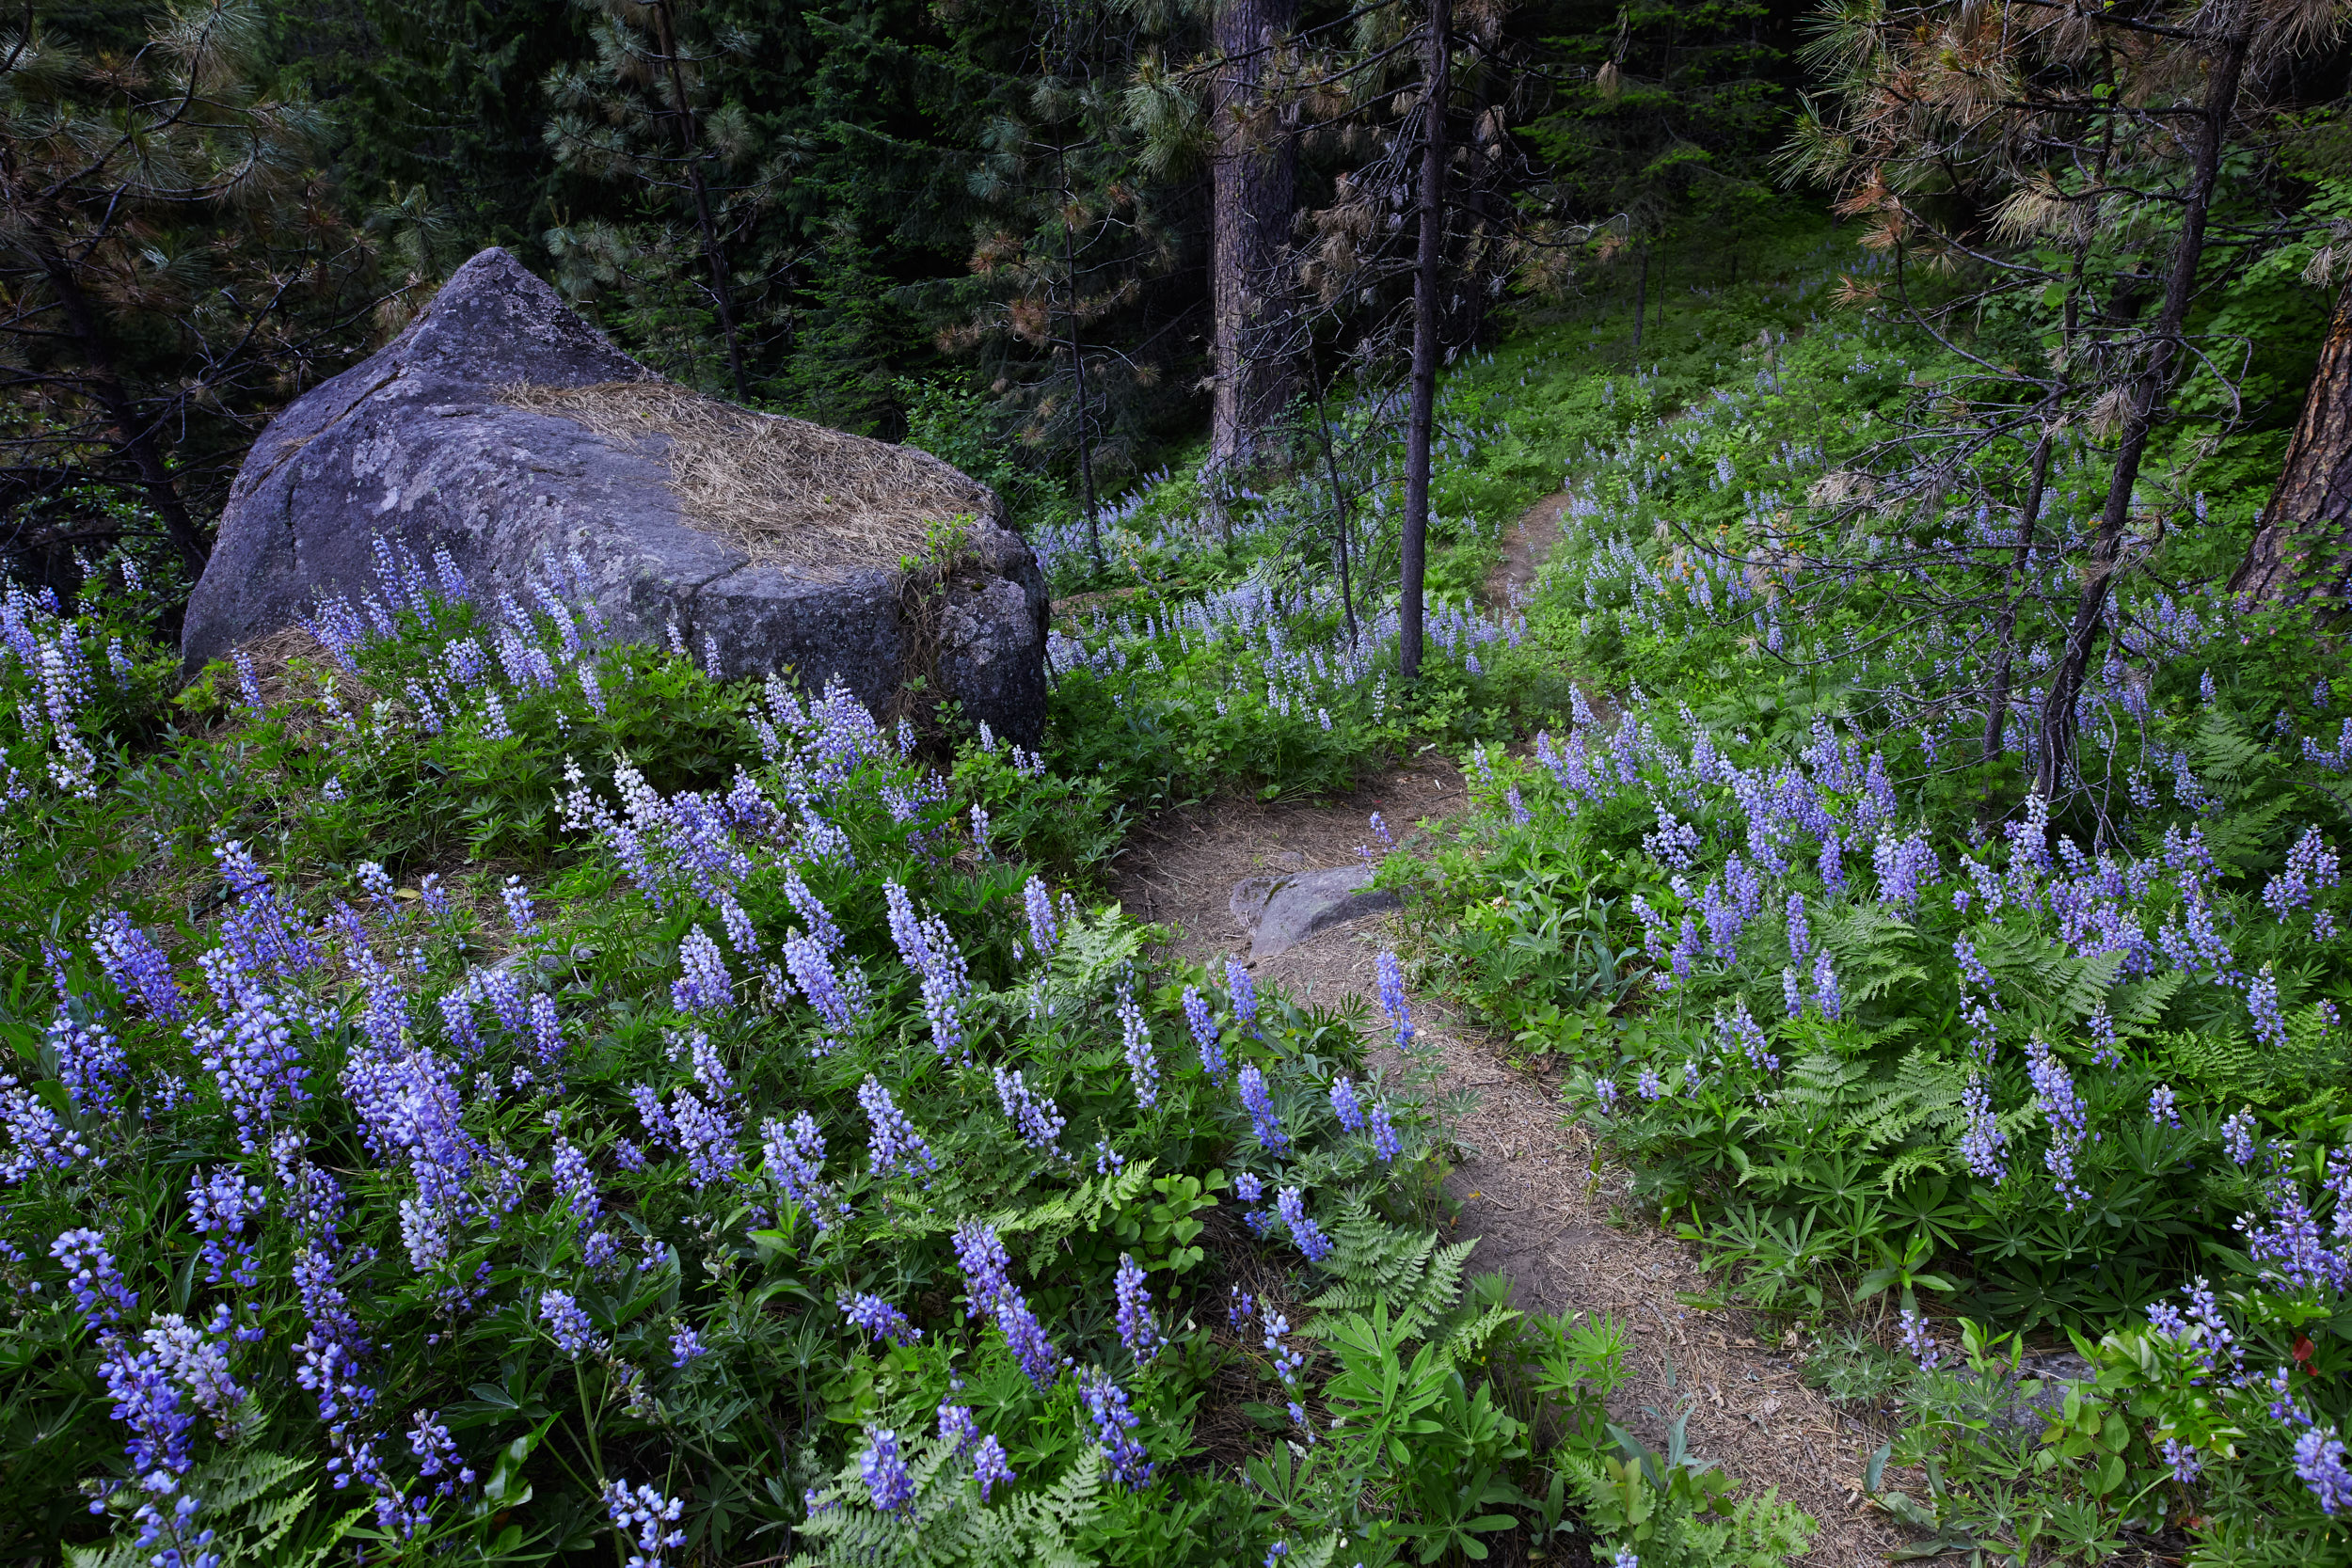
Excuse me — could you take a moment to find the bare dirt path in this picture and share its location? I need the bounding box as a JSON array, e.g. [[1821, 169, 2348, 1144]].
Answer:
[[1486, 492, 1571, 612], [1112, 772, 1903, 1567]]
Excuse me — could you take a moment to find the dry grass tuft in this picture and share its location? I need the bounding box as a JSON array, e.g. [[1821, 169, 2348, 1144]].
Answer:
[[502, 381, 994, 580]]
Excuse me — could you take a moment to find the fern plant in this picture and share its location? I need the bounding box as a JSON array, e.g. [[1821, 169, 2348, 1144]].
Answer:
[[793, 1440, 1104, 1568]]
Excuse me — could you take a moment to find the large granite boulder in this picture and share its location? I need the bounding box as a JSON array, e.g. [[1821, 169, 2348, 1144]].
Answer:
[[183, 247, 1048, 742]]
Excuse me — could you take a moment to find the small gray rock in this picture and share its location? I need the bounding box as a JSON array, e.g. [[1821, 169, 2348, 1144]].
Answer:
[[1231, 864, 1399, 959], [183, 246, 1046, 743]]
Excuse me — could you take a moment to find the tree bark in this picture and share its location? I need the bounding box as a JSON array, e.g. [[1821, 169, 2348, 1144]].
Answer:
[[1057, 139, 1104, 578], [2034, 25, 2249, 800], [2229, 278, 2352, 608], [39, 249, 211, 578], [1207, 0, 1300, 468], [652, 0, 750, 404], [1400, 0, 1450, 682]]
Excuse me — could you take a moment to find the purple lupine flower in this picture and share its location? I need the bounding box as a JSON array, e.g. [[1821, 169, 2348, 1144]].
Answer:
[[2297, 1428, 2352, 1514], [1117, 978, 1158, 1109], [972, 1435, 1015, 1501], [670, 1325, 708, 1368], [2026, 1036, 2090, 1210], [1811, 947, 1842, 1021], [993, 1066, 1066, 1154], [2086, 1002, 2120, 1067], [87, 911, 183, 1019], [2150, 1085, 2181, 1127], [603, 1481, 687, 1568], [1898, 1307, 1940, 1370], [953, 1222, 1016, 1318], [1785, 893, 1810, 965], [528, 992, 567, 1074], [1238, 1065, 1289, 1156], [1375, 951, 1414, 1047], [1225, 958, 1260, 1039], [1720, 996, 1777, 1073], [540, 1291, 604, 1358], [839, 1291, 924, 1347], [1263, 1312, 1304, 1386], [951, 1222, 1062, 1388], [97, 1336, 198, 1487], [1275, 1187, 1332, 1263], [1370, 1102, 1402, 1163], [760, 1112, 847, 1230], [187, 1167, 263, 1287], [52, 1228, 135, 1326], [188, 945, 309, 1153], [779, 865, 845, 952], [1960, 1071, 2006, 1182], [1781, 965, 1804, 1018], [2263, 828, 2342, 923], [1228, 1288, 1255, 1331], [969, 802, 992, 858], [1636, 1065, 1663, 1101], [1328, 1076, 1366, 1132], [1370, 813, 1393, 848], [1079, 1369, 1153, 1490], [883, 882, 970, 1060], [1953, 936, 1994, 999], [2223, 1110, 2260, 1167], [781, 930, 864, 1035], [672, 926, 733, 1014], [1592, 1077, 1619, 1115], [2145, 1276, 2237, 1379], [501, 876, 539, 938], [1184, 985, 1226, 1082], [1024, 875, 1058, 961], [659, 1085, 741, 1191], [2161, 1438, 2202, 1484], [410, 1410, 475, 1490], [48, 1009, 128, 1119], [857, 1077, 938, 1180], [1113, 1254, 1160, 1360], [938, 1402, 979, 1453], [2247, 965, 2289, 1053]]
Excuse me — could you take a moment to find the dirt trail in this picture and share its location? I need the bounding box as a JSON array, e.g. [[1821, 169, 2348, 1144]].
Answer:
[[1486, 493, 1571, 611], [1113, 772, 1903, 1568]]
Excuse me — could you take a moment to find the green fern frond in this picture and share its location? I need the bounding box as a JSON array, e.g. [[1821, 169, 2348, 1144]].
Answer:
[[793, 1437, 1104, 1567], [1306, 1204, 1472, 1340]]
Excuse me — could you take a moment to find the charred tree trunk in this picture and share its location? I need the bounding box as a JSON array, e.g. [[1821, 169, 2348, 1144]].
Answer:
[[1400, 0, 1449, 682], [2034, 25, 2249, 800], [1208, 0, 1300, 468], [2230, 279, 2352, 608]]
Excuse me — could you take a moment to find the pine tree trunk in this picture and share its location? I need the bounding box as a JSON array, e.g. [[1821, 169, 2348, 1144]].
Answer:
[[1400, 0, 1449, 682], [2230, 279, 2352, 607], [2034, 25, 2249, 800], [652, 0, 750, 404], [1208, 0, 1300, 468], [1058, 141, 1104, 578], [39, 249, 210, 578]]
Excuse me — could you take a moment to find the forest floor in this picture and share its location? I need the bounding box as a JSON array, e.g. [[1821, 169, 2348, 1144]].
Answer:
[[1107, 494, 1906, 1567]]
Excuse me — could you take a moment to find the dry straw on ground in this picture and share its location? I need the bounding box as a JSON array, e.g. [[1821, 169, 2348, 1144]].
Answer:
[[502, 381, 993, 579]]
